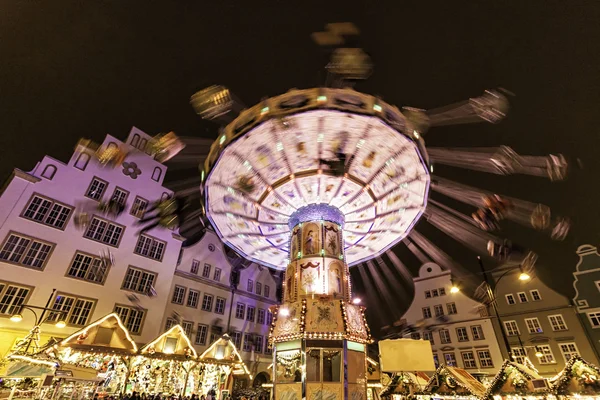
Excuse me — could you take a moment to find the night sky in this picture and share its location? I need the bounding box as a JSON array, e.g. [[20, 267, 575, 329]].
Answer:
[[1, 1, 599, 333]]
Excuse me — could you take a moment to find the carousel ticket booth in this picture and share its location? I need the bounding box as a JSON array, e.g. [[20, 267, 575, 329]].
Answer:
[[270, 205, 372, 400]]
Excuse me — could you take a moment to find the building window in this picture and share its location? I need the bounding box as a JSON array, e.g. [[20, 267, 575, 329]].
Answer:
[[504, 320, 520, 336], [434, 304, 444, 317], [432, 289, 439, 297], [257, 308, 266, 324], [536, 344, 556, 364], [267, 310, 273, 325], [75, 153, 90, 170], [22, 195, 73, 229], [587, 312, 600, 328], [433, 354, 439, 368], [67, 251, 109, 284], [152, 167, 162, 182], [47, 293, 95, 327], [530, 289, 542, 301], [517, 292, 528, 303], [246, 306, 256, 322], [548, 314, 568, 331], [477, 350, 494, 368], [423, 331, 434, 344], [114, 304, 145, 335], [0, 233, 54, 270], [456, 327, 469, 342], [255, 335, 264, 353], [256, 282, 262, 295], [172, 286, 186, 305], [202, 264, 211, 278], [85, 177, 108, 200], [111, 187, 129, 207], [0, 283, 31, 315], [247, 279, 253, 292], [525, 317, 543, 333], [122, 266, 156, 294], [187, 290, 199, 308], [265, 337, 273, 355], [235, 303, 245, 319], [131, 196, 148, 218], [559, 343, 580, 362], [422, 307, 432, 319], [196, 324, 208, 345], [243, 334, 253, 352], [447, 303, 457, 315], [425, 290, 431, 299], [191, 260, 199, 275], [511, 347, 527, 364], [471, 325, 484, 340], [214, 268, 221, 281], [462, 352, 477, 369], [215, 297, 226, 314], [41, 165, 57, 180], [134, 235, 166, 261], [231, 331, 242, 348], [506, 294, 516, 305], [410, 332, 421, 340], [165, 318, 176, 331], [439, 288, 446, 296], [131, 133, 140, 147], [84, 217, 124, 247], [439, 329, 451, 344], [264, 285, 270, 297], [201, 294, 213, 311], [443, 352, 456, 366], [182, 321, 194, 338]]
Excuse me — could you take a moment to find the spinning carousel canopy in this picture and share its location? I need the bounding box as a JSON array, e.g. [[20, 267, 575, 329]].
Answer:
[[203, 88, 430, 269]]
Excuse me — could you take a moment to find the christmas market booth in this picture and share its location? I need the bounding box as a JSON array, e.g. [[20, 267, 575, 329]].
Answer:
[[366, 357, 384, 400], [379, 371, 429, 399], [135, 325, 199, 396], [423, 365, 487, 399], [483, 360, 549, 399], [550, 356, 600, 398], [49, 312, 138, 398]]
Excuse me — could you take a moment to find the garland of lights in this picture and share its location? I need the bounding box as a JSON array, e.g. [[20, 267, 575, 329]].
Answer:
[[483, 359, 548, 398], [424, 366, 482, 398], [552, 356, 600, 396]]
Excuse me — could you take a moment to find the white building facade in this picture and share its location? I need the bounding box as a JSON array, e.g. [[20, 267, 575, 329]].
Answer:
[[0, 127, 182, 353], [400, 263, 504, 376]]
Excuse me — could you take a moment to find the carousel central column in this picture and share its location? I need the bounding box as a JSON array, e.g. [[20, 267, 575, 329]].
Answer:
[[270, 205, 372, 400]]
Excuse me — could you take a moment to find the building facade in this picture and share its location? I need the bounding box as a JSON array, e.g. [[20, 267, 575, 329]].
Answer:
[[401, 263, 504, 376], [572, 244, 600, 359], [0, 128, 280, 385], [163, 231, 278, 383], [494, 265, 599, 377], [0, 127, 182, 355]]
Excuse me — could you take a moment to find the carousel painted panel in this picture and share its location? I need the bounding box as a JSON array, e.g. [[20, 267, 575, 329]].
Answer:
[[242, 124, 290, 183], [275, 383, 302, 400], [285, 263, 297, 302], [298, 175, 321, 205], [344, 304, 368, 338], [348, 384, 366, 400], [319, 175, 344, 204], [276, 179, 306, 209], [261, 191, 296, 216], [207, 185, 256, 218], [304, 298, 344, 333], [299, 258, 324, 296], [329, 180, 362, 209], [301, 222, 322, 257], [289, 225, 301, 260], [326, 260, 346, 298], [323, 222, 343, 258], [273, 301, 302, 338]]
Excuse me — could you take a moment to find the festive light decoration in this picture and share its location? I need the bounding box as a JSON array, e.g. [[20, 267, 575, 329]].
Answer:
[[550, 356, 600, 396], [484, 360, 547, 398], [6, 354, 59, 368], [140, 324, 198, 358], [423, 365, 487, 399], [60, 312, 138, 352]]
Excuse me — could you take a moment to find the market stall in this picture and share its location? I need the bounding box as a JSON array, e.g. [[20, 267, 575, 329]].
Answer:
[[198, 334, 252, 400], [366, 357, 384, 400], [380, 371, 429, 399], [136, 325, 198, 396], [423, 365, 487, 399], [550, 356, 600, 398], [484, 360, 548, 398]]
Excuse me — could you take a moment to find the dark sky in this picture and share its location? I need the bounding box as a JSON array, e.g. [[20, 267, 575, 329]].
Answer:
[[1, 1, 599, 332]]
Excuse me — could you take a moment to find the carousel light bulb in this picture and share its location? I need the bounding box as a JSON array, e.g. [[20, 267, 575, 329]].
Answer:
[[279, 308, 290, 317], [10, 314, 23, 322], [519, 272, 531, 281], [55, 320, 66, 329], [352, 298, 361, 304]]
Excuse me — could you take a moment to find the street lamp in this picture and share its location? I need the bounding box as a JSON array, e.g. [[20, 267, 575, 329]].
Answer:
[[450, 278, 460, 293]]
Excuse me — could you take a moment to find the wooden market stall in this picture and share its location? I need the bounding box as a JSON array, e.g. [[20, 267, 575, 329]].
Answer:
[[484, 360, 548, 398], [198, 334, 252, 400], [136, 324, 199, 396], [550, 356, 600, 398], [380, 371, 429, 399], [423, 365, 487, 399]]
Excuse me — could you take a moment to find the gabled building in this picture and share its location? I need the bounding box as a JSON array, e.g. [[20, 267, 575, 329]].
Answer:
[[400, 262, 504, 376], [0, 127, 182, 356], [494, 265, 599, 376], [572, 244, 600, 358]]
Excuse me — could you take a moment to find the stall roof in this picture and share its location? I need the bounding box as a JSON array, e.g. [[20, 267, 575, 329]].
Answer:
[[550, 356, 600, 395], [380, 372, 430, 396], [424, 365, 487, 398], [140, 324, 198, 359], [484, 360, 545, 398], [199, 334, 251, 376], [60, 313, 138, 353]]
